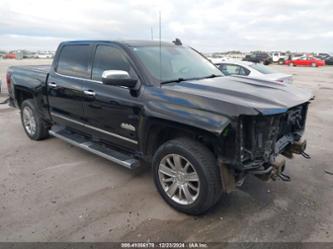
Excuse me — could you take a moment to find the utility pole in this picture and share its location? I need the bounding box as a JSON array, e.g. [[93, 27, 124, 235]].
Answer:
[[159, 11, 161, 43], [159, 11, 162, 81]]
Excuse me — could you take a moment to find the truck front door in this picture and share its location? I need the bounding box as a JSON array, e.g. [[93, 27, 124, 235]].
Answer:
[[80, 44, 142, 151]]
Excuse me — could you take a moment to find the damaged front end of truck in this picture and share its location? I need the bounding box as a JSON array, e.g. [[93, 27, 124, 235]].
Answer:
[[160, 75, 313, 193], [219, 102, 311, 191]]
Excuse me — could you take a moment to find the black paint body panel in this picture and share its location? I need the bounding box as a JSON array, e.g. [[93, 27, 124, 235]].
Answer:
[[7, 40, 313, 168]]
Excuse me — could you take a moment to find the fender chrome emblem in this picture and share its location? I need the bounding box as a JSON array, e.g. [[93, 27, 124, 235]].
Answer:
[[121, 123, 136, 132]]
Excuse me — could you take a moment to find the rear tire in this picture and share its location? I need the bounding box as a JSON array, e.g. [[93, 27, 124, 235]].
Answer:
[[278, 59, 285, 65], [21, 99, 49, 140], [152, 137, 222, 215]]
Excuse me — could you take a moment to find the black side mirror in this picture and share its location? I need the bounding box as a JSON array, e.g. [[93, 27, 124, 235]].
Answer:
[[101, 70, 138, 89]]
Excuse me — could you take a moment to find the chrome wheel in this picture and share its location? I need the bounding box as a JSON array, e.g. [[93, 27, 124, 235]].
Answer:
[[158, 154, 200, 205], [22, 106, 36, 136]]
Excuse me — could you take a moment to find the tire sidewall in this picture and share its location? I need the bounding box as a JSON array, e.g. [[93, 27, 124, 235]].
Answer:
[[152, 141, 212, 213], [21, 100, 42, 140]]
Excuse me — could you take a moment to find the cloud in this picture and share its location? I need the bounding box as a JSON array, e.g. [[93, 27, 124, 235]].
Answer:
[[0, 0, 332, 52]]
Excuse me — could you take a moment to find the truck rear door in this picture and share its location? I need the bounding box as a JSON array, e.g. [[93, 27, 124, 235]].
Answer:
[[47, 44, 93, 128]]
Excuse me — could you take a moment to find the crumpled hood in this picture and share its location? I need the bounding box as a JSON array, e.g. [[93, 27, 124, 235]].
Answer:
[[162, 75, 313, 116]]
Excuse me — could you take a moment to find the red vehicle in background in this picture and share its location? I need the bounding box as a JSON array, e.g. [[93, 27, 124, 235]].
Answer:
[[4, 53, 16, 59], [285, 55, 325, 67]]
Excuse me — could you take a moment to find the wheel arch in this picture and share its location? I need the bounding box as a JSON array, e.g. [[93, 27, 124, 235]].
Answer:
[[14, 86, 34, 108], [140, 117, 226, 162]]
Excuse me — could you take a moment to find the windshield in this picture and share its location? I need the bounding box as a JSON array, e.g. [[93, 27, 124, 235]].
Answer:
[[131, 45, 222, 83], [249, 63, 276, 74]]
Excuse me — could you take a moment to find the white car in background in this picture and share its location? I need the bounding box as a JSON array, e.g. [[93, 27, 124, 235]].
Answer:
[[271, 52, 288, 65], [213, 59, 293, 84], [34, 52, 54, 59], [207, 57, 228, 64]]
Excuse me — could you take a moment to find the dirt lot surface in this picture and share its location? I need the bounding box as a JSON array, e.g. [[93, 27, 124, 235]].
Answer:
[[0, 59, 332, 242]]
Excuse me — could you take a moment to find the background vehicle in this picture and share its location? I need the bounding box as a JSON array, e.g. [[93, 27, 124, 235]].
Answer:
[[34, 51, 54, 59], [208, 57, 227, 64], [243, 52, 272, 65], [290, 53, 304, 60], [316, 53, 331, 60], [4, 53, 16, 59], [285, 55, 325, 67], [271, 52, 288, 65], [214, 60, 293, 84], [325, 56, 333, 65], [7, 40, 312, 215], [22, 50, 36, 59], [0, 50, 6, 59]]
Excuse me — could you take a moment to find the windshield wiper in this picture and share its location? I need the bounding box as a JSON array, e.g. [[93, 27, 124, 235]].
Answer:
[[160, 78, 187, 85], [203, 74, 223, 79], [160, 74, 223, 85]]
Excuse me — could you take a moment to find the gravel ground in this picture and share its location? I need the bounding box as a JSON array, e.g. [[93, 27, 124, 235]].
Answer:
[[0, 60, 332, 242]]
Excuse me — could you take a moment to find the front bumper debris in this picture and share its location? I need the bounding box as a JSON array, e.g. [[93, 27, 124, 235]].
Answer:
[[249, 157, 287, 182], [282, 139, 308, 158], [248, 139, 310, 182]]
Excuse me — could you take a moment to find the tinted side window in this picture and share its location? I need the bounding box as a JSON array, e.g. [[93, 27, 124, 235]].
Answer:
[[219, 64, 240, 76], [92, 45, 136, 81], [239, 66, 250, 76], [56, 45, 91, 78]]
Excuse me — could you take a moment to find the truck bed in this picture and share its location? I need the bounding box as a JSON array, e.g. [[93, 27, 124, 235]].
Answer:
[[10, 65, 51, 74], [8, 64, 51, 106]]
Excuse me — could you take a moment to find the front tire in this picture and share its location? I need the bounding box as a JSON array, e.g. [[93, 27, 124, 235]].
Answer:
[[21, 99, 49, 140], [311, 62, 317, 67], [152, 138, 222, 215]]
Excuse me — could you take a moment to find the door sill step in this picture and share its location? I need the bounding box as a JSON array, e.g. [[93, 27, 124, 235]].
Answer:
[[49, 125, 140, 169]]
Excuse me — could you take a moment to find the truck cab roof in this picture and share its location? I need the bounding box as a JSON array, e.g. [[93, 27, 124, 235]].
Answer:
[[61, 40, 176, 47]]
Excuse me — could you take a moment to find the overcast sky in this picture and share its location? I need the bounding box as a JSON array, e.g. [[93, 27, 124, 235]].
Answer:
[[0, 0, 332, 52]]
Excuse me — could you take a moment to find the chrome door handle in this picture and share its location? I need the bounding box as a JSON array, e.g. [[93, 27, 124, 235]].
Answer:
[[83, 90, 96, 96], [48, 82, 57, 88]]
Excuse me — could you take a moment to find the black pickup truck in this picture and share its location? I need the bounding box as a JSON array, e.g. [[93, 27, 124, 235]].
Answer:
[[243, 52, 273, 65], [6, 40, 312, 214]]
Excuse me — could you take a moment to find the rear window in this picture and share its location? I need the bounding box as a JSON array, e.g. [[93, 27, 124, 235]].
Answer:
[[249, 64, 276, 74], [219, 64, 250, 76], [56, 45, 91, 78]]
